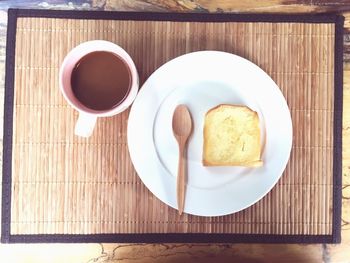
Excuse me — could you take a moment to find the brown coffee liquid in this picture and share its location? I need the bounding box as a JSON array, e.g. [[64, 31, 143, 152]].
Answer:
[[71, 51, 131, 111]]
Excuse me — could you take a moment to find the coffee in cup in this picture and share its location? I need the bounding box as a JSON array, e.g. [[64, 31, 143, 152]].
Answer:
[[59, 40, 139, 137]]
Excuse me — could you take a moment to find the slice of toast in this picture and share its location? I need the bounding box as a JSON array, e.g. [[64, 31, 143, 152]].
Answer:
[[203, 104, 262, 167]]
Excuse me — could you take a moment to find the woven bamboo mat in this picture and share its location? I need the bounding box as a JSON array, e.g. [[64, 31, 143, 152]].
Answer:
[[1, 9, 343, 243]]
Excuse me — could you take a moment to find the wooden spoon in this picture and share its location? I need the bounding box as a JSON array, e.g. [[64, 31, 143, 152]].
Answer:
[[172, 104, 193, 215]]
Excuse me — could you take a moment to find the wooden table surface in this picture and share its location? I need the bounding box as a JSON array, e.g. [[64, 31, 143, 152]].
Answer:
[[0, 1, 349, 262]]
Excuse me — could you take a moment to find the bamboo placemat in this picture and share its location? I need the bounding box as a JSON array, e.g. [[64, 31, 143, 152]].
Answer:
[[1, 9, 343, 243]]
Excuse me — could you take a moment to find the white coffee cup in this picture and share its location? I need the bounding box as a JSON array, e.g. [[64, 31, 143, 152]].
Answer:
[[59, 40, 139, 137]]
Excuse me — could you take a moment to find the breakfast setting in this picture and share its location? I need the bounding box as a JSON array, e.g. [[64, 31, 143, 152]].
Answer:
[[0, 1, 349, 261]]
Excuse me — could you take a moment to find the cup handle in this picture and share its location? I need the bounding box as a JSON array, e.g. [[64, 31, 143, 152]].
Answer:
[[74, 112, 97, 137]]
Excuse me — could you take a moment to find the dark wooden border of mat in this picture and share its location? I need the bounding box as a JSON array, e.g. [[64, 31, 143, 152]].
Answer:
[[1, 8, 343, 244]]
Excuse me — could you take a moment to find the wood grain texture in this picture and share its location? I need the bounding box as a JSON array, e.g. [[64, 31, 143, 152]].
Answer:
[[0, 1, 349, 263], [1, 1, 350, 60], [172, 105, 193, 215], [92, 0, 350, 13], [0, 243, 325, 263]]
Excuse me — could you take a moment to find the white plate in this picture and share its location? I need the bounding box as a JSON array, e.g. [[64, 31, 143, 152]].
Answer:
[[127, 51, 292, 216]]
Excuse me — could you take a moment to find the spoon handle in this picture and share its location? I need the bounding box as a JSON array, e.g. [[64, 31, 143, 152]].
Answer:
[[177, 142, 186, 215]]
